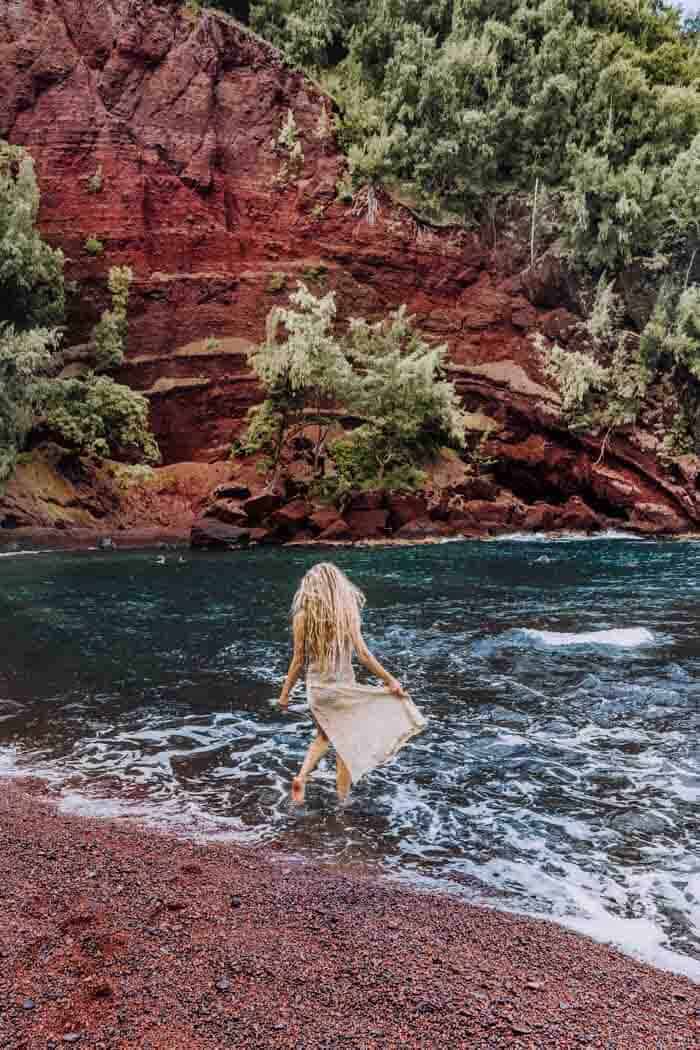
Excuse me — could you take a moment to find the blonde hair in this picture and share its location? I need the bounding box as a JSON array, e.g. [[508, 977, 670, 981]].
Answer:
[[291, 562, 365, 674]]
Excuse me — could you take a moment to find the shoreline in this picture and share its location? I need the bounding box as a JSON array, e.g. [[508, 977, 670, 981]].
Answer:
[[2, 525, 700, 555], [1, 781, 697, 1049]]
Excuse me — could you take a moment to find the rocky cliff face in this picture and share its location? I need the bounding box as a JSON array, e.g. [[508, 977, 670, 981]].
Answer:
[[2, 0, 699, 539]]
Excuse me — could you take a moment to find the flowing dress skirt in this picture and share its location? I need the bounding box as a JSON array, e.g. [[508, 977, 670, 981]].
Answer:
[[307, 664, 427, 785]]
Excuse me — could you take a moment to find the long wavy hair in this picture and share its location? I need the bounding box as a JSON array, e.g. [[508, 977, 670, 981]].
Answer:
[[291, 562, 365, 673]]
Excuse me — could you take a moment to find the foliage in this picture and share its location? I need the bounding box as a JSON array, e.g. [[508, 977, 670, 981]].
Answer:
[[539, 277, 651, 438], [266, 271, 287, 293], [242, 283, 352, 481], [339, 307, 466, 487], [243, 284, 466, 490], [0, 325, 63, 481], [42, 376, 161, 464], [540, 274, 700, 456], [85, 236, 104, 257], [92, 267, 133, 372], [87, 166, 103, 194], [245, 1, 700, 270], [0, 141, 64, 329], [0, 140, 159, 478], [640, 283, 700, 448]]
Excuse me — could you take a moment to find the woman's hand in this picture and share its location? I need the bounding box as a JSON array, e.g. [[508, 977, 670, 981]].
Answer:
[[278, 691, 290, 710], [387, 676, 408, 698]]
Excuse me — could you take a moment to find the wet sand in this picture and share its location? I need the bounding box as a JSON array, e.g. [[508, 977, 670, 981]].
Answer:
[[1, 781, 697, 1049]]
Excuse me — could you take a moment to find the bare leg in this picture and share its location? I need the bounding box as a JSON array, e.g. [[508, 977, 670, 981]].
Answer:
[[291, 732, 329, 804], [336, 756, 352, 801]]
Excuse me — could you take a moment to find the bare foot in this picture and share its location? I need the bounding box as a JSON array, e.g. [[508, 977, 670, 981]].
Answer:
[[291, 776, 306, 804]]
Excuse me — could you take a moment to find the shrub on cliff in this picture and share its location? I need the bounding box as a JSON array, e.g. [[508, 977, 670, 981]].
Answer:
[[0, 141, 160, 479], [335, 306, 466, 492], [241, 284, 466, 491], [0, 142, 64, 329], [41, 376, 161, 465], [537, 275, 700, 456], [246, 1, 700, 274], [0, 325, 63, 481], [239, 282, 352, 484]]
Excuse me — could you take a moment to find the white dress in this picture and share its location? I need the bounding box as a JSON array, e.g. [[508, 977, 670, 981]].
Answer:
[[307, 648, 427, 785]]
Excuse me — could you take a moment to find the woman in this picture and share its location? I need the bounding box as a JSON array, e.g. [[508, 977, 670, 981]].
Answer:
[[278, 562, 426, 803]]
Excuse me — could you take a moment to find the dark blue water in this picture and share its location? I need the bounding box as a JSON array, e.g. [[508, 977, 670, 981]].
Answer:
[[1, 537, 699, 979]]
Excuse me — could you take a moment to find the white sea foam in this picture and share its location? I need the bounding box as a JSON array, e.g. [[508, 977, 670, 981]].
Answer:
[[492, 529, 638, 543], [524, 627, 655, 648], [0, 549, 53, 558]]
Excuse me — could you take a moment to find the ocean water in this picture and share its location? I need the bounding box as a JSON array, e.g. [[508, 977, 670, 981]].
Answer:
[[1, 537, 699, 980]]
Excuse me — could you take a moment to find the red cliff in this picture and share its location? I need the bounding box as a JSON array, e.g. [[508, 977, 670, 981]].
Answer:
[[2, 0, 699, 539]]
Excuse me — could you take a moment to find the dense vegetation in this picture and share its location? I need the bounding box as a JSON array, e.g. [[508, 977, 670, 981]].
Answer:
[[241, 284, 467, 494], [0, 142, 159, 484], [205, 0, 700, 457]]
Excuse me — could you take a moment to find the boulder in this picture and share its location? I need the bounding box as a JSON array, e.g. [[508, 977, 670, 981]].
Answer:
[[555, 496, 601, 533], [452, 476, 499, 502], [190, 518, 250, 549], [345, 490, 386, 512], [242, 492, 284, 523], [212, 483, 251, 501], [248, 527, 277, 545], [309, 507, 344, 533], [629, 501, 689, 535], [386, 493, 428, 530], [456, 500, 517, 531], [284, 529, 316, 545], [203, 499, 248, 526], [428, 496, 452, 522], [522, 502, 560, 532], [271, 499, 311, 530], [345, 508, 389, 539], [318, 518, 353, 542], [395, 518, 446, 540]]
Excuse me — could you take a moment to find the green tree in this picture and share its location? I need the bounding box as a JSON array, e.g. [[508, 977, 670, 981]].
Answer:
[[0, 140, 159, 478], [243, 285, 466, 491], [0, 142, 64, 329], [42, 375, 161, 465], [92, 266, 133, 372], [242, 283, 352, 483], [0, 325, 62, 481], [336, 306, 466, 488]]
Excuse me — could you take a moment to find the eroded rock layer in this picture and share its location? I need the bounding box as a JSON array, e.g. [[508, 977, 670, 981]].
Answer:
[[2, 0, 699, 537]]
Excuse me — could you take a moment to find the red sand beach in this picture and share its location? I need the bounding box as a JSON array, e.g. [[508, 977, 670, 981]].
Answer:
[[1, 781, 697, 1049]]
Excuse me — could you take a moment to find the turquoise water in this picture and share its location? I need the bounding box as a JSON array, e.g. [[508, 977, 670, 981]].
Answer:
[[1, 538, 699, 979]]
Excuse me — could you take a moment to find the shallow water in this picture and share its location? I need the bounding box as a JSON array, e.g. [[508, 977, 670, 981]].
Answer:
[[1, 537, 699, 979]]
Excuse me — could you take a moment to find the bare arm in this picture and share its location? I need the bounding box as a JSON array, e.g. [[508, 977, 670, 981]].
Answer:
[[279, 611, 305, 709], [354, 631, 407, 698]]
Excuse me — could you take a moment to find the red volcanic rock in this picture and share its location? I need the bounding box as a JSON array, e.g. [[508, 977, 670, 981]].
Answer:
[[629, 501, 689, 535], [455, 499, 518, 531], [522, 502, 561, 532], [190, 518, 250, 548], [396, 517, 447, 540], [453, 476, 499, 501], [271, 499, 311, 530], [556, 496, 602, 533], [346, 490, 386, 512], [242, 492, 284, 523], [345, 508, 389, 539], [309, 506, 344, 533], [318, 518, 352, 542], [2, 1, 700, 538], [386, 492, 428, 529], [203, 498, 248, 526], [248, 526, 277, 544]]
